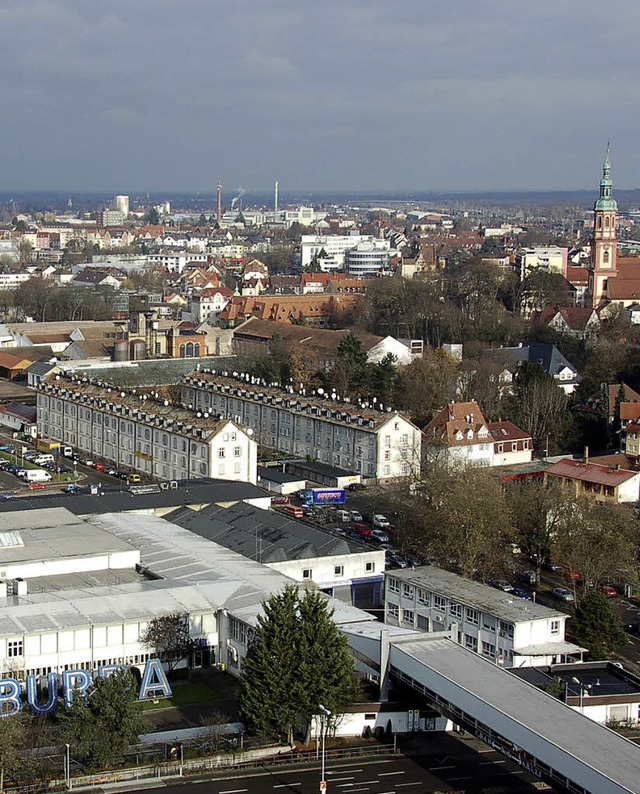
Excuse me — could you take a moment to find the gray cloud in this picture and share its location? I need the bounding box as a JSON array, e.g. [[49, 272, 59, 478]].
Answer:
[[0, 0, 638, 192]]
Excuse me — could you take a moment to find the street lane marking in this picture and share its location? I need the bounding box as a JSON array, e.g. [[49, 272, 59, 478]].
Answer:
[[349, 789, 370, 793], [480, 760, 506, 765], [329, 777, 355, 782], [273, 785, 300, 789], [378, 772, 405, 777], [220, 790, 248, 793], [448, 777, 471, 782], [396, 783, 421, 787], [429, 765, 455, 771]]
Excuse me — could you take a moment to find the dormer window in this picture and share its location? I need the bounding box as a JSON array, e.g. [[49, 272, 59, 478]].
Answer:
[[466, 429, 474, 439], [455, 430, 463, 441]]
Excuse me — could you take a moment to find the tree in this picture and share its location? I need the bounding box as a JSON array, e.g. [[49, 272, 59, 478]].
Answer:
[[145, 207, 160, 225], [59, 669, 149, 769], [0, 714, 27, 791], [422, 463, 512, 579], [141, 613, 196, 671], [394, 349, 457, 426], [238, 585, 358, 744], [506, 361, 567, 451], [553, 499, 639, 591], [569, 591, 627, 660]]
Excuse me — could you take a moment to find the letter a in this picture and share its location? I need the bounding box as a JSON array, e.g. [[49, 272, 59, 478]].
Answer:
[[139, 658, 172, 700]]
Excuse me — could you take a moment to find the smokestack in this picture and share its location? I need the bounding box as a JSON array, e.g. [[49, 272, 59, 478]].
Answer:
[[217, 181, 222, 224], [584, 446, 589, 464], [274, 180, 279, 218]]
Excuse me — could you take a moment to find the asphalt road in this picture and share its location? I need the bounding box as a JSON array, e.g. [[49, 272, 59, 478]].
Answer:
[[154, 737, 551, 794]]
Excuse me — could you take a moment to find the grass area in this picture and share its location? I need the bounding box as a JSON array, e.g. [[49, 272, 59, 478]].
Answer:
[[0, 449, 76, 484], [141, 680, 223, 711]]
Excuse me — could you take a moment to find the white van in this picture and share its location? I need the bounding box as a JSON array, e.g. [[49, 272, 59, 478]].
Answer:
[[335, 509, 351, 523], [33, 454, 54, 465], [23, 469, 52, 483]]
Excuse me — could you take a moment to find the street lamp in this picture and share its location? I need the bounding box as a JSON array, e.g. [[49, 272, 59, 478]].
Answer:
[[571, 677, 592, 714], [64, 743, 71, 789], [318, 704, 331, 794]]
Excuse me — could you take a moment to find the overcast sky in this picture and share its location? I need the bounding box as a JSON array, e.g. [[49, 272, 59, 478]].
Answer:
[[1, 0, 639, 194]]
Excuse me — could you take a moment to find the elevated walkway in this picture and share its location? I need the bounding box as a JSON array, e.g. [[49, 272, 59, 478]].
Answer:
[[343, 624, 640, 794]]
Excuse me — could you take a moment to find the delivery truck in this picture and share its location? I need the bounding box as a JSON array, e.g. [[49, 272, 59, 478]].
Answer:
[[22, 469, 52, 483], [302, 488, 346, 506]]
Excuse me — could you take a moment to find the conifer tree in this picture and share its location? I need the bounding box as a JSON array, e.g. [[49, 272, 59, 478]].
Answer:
[[569, 591, 627, 660], [238, 585, 358, 744]]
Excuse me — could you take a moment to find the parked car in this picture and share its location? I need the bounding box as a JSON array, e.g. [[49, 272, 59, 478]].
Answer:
[[562, 567, 582, 582], [543, 560, 562, 573], [63, 484, 81, 494], [599, 584, 618, 598], [552, 586, 575, 602], [94, 463, 105, 472], [519, 570, 537, 585], [350, 510, 363, 522], [492, 580, 515, 593], [512, 587, 532, 601], [370, 529, 390, 543], [26, 482, 47, 490], [270, 495, 290, 505], [373, 514, 390, 528], [348, 482, 366, 491]]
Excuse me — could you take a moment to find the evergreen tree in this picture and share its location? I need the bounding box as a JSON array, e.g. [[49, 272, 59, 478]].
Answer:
[[59, 670, 149, 769], [569, 591, 628, 660], [238, 585, 358, 744]]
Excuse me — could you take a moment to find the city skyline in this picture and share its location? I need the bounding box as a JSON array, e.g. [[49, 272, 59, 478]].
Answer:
[[0, 0, 638, 193]]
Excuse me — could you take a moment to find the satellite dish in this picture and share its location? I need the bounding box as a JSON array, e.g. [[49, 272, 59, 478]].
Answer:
[[247, 428, 254, 436], [317, 388, 325, 396]]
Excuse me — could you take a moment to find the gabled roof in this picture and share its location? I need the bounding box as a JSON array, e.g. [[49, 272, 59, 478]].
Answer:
[[483, 343, 580, 381], [487, 420, 531, 442], [423, 400, 490, 447], [534, 306, 599, 331]]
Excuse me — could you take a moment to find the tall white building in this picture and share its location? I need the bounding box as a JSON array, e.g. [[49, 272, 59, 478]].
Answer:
[[114, 195, 130, 217], [345, 240, 393, 277]]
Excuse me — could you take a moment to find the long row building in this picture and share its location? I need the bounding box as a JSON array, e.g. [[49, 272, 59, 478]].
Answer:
[[35, 375, 257, 483], [181, 369, 422, 480]]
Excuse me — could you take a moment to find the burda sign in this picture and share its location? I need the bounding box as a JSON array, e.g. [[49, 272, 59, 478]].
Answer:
[[0, 658, 172, 717]]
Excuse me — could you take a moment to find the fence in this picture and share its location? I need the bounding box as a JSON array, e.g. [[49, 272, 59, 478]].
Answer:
[[22, 743, 396, 792]]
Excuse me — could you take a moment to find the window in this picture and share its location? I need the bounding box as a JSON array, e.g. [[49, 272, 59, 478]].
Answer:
[[387, 603, 399, 619], [465, 608, 479, 625], [434, 595, 446, 611], [464, 634, 478, 652], [402, 609, 414, 625], [366, 562, 375, 573], [334, 565, 344, 577], [550, 619, 560, 636], [417, 588, 428, 605], [218, 448, 226, 458], [402, 583, 414, 598], [7, 639, 23, 657], [387, 577, 399, 593], [302, 569, 312, 579], [483, 616, 496, 631], [233, 446, 241, 457], [450, 602, 462, 619], [482, 641, 496, 659], [498, 621, 514, 639], [384, 435, 391, 447]]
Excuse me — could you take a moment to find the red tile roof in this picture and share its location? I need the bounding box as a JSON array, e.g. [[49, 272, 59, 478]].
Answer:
[[487, 421, 532, 442], [546, 458, 639, 486]]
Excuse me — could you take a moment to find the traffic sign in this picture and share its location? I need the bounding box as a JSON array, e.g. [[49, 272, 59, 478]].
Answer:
[[320, 781, 327, 793]]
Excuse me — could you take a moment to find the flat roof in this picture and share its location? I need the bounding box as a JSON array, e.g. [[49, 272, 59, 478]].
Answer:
[[0, 478, 270, 516], [390, 635, 640, 794], [388, 567, 566, 623], [257, 466, 305, 485]]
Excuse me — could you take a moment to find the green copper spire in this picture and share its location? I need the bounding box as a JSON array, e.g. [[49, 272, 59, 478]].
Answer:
[[595, 142, 617, 211]]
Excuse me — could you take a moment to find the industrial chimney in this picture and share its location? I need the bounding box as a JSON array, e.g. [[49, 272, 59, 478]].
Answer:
[[217, 181, 222, 224], [274, 180, 279, 218]]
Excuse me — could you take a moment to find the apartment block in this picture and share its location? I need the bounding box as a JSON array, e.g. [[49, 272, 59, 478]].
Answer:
[[384, 567, 584, 668], [35, 376, 258, 484], [182, 370, 421, 480]]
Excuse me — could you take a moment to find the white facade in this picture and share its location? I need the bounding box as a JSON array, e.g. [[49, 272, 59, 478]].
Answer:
[[300, 234, 377, 269], [114, 195, 130, 216], [182, 371, 422, 480], [0, 273, 31, 290], [188, 291, 231, 323], [384, 568, 583, 668], [345, 240, 392, 277], [147, 253, 208, 273], [517, 247, 568, 280], [267, 548, 384, 597], [35, 378, 258, 484]]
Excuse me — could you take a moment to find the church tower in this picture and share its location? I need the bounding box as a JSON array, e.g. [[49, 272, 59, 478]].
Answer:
[[590, 145, 617, 307]]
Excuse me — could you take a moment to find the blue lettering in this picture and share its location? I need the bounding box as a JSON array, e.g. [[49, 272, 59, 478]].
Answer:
[[98, 664, 127, 680], [26, 673, 59, 716], [0, 679, 22, 717], [62, 669, 92, 708], [139, 658, 172, 700]]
